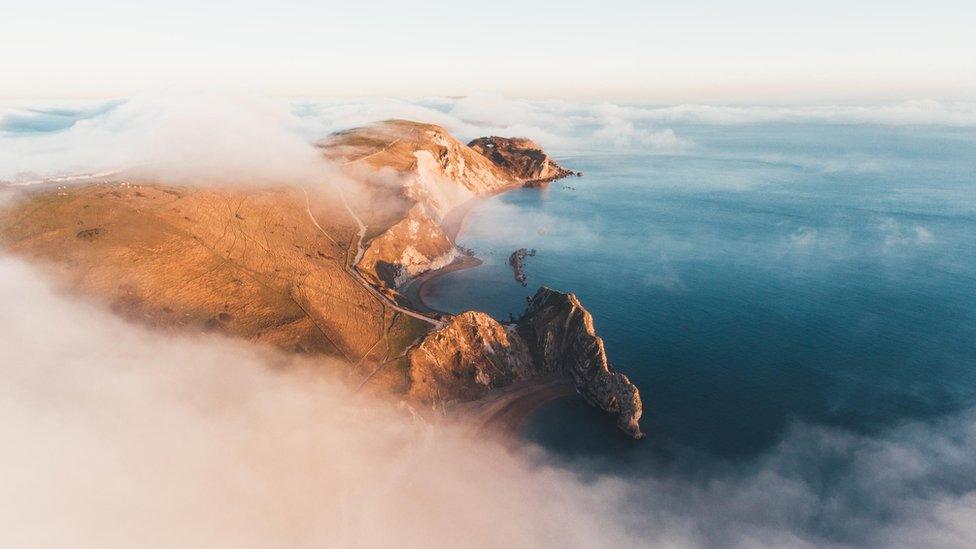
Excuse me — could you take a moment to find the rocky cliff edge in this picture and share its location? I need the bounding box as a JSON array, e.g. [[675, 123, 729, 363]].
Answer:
[[408, 287, 644, 438]]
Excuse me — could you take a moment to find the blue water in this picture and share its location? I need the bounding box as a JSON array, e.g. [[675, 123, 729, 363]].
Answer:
[[424, 123, 976, 472]]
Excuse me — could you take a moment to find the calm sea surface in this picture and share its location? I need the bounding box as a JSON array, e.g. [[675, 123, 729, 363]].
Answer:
[[423, 123, 976, 473]]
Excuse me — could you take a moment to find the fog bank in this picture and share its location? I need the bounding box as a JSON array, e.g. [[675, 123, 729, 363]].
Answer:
[[2, 254, 976, 548]]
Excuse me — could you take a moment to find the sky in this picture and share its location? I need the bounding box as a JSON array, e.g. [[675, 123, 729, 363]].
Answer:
[[1, 1, 975, 102]]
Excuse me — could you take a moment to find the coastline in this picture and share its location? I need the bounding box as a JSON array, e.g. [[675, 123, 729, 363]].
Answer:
[[398, 194, 489, 315], [399, 179, 581, 438], [452, 376, 577, 441], [400, 254, 482, 315], [404, 190, 579, 440]]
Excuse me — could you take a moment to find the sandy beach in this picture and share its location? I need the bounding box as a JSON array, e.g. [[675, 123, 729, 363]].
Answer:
[[452, 376, 577, 441], [399, 195, 488, 314]]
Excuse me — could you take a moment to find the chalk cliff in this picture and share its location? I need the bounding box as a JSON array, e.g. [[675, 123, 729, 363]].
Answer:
[[320, 122, 577, 288]]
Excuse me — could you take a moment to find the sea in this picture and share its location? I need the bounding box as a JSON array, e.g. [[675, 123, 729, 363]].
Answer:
[[422, 121, 976, 492]]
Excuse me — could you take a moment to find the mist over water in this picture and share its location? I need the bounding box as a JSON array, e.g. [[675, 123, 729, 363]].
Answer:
[[2, 95, 976, 546], [423, 121, 976, 543]]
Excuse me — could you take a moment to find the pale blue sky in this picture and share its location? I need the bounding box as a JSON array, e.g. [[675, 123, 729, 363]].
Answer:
[[2, 0, 974, 101]]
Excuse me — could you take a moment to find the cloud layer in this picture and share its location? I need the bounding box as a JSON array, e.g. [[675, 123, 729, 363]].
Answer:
[[4, 95, 976, 182], [2, 253, 975, 548]]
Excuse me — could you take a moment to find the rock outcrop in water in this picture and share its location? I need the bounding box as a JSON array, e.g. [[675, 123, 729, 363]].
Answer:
[[518, 287, 644, 438], [407, 287, 644, 438], [508, 248, 536, 286], [468, 136, 577, 186]]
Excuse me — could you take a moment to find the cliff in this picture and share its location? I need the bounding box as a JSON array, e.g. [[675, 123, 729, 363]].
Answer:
[[468, 137, 577, 185], [406, 288, 644, 438], [0, 183, 430, 396], [518, 287, 644, 438], [319, 122, 578, 289], [355, 203, 457, 289], [407, 311, 534, 404]]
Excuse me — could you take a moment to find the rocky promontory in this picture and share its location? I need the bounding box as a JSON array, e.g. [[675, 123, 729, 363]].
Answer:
[[468, 136, 578, 186], [406, 287, 644, 438], [518, 288, 644, 438]]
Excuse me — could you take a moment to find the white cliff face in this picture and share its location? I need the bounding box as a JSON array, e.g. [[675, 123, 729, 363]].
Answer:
[[409, 150, 475, 220], [424, 130, 514, 195], [320, 121, 523, 288], [395, 245, 457, 287], [355, 203, 456, 289]]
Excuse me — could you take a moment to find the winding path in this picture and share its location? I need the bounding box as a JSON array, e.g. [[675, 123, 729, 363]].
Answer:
[[300, 186, 444, 328]]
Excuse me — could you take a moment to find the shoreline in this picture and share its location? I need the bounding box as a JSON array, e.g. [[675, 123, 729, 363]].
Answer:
[[398, 193, 490, 315], [401, 181, 578, 439], [452, 376, 577, 441], [399, 253, 482, 315]]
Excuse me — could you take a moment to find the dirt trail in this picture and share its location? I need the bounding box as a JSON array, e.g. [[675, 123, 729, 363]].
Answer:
[[301, 186, 443, 328]]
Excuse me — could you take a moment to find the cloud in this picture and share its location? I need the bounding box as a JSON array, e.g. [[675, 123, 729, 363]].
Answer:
[[0, 256, 642, 548], [643, 254, 688, 292], [1, 251, 974, 548], [600, 99, 976, 127], [593, 117, 694, 150], [5, 95, 975, 186], [285, 93, 693, 153], [456, 198, 602, 254], [0, 95, 338, 185], [1, 94, 974, 547]]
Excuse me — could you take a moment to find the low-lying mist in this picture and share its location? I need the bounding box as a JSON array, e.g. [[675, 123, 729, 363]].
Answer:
[[1, 256, 975, 548], [0, 95, 337, 185], [0, 256, 640, 548]]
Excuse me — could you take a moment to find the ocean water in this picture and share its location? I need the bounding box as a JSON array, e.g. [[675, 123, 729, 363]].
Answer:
[[423, 123, 976, 474]]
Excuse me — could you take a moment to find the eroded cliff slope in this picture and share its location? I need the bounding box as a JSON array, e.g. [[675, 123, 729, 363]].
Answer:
[[468, 136, 576, 185], [406, 288, 644, 438], [319, 121, 577, 290]]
